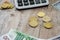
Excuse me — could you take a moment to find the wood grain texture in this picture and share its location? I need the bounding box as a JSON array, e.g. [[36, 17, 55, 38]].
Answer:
[[0, 0, 60, 39]]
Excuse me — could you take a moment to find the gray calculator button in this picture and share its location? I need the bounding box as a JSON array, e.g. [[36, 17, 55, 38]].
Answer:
[[23, 0, 28, 2], [17, 0, 22, 3], [35, 0, 40, 4], [24, 2, 29, 6], [18, 3, 23, 6], [29, 0, 35, 5], [23, 0, 29, 6]]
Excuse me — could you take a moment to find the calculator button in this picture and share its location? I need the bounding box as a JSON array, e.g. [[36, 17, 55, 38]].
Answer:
[[24, 2, 29, 6], [17, 0, 22, 3], [23, 0, 29, 6], [23, 0, 28, 2], [35, 0, 40, 4], [18, 3, 23, 6], [41, 0, 46, 3], [29, 0, 35, 5]]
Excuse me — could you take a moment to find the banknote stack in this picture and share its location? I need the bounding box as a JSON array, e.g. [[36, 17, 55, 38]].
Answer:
[[0, 29, 44, 40]]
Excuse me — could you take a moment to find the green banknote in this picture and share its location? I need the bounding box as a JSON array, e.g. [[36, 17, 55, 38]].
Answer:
[[7, 29, 44, 40]]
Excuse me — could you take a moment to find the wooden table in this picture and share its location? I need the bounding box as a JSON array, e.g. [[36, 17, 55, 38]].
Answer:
[[0, 0, 60, 39]]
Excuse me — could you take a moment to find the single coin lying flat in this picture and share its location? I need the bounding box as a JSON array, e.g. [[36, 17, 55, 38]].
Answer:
[[42, 16, 51, 22], [29, 20, 38, 28], [29, 16, 38, 21], [43, 22, 53, 29], [37, 12, 45, 17]]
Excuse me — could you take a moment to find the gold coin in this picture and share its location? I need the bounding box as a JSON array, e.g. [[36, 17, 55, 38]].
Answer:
[[1, 3, 8, 8], [5, 2, 14, 9], [37, 12, 45, 17], [29, 16, 38, 21], [29, 16, 38, 28], [43, 22, 53, 29], [42, 16, 51, 22], [1, 1, 9, 8], [29, 20, 38, 28], [9, 4, 14, 8]]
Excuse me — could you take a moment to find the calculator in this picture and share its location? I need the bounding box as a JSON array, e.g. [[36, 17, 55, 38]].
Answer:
[[14, 0, 49, 9]]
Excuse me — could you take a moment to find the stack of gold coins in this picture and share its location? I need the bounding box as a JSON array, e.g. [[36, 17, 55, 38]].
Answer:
[[42, 16, 53, 29], [28, 16, 39, 28], [0, 1, 14, 9]]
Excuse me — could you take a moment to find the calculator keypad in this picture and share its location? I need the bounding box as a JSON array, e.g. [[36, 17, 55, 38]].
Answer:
[[17, 0, 47, 6], [16, 0, 49, 9]]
